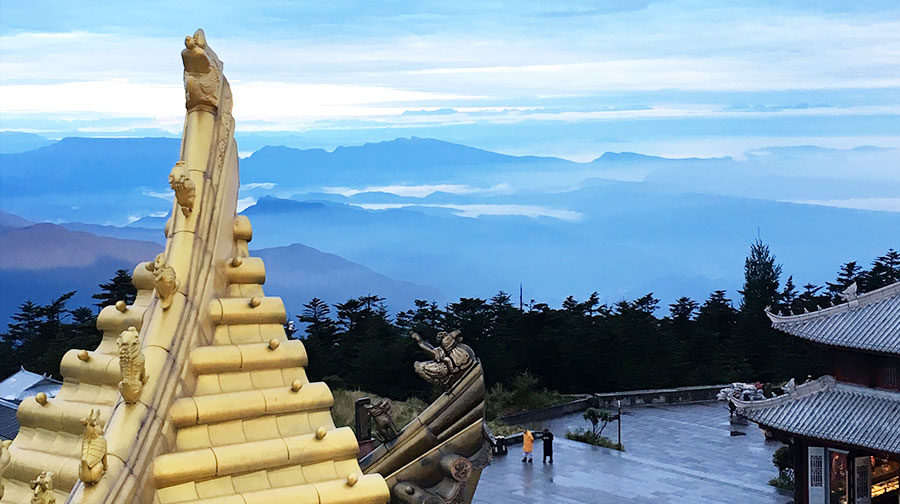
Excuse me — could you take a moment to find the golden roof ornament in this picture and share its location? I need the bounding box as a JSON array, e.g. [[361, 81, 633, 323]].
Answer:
[[0, 439, 11, 500], [366, 399, 400, 444], [146, 253, 178, 309], [411, 330, 475, 390], [182, 28, 222, 113], [117, 325, 148, 404], [79, 409, 108, 485], [168, 161, 196, 217], [30, 471, 55, 504]]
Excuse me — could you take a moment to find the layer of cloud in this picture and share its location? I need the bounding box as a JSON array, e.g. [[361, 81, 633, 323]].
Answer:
[[322, 183, 512, 198], [787, 198, 900, 213], [355, 203, 584, 221], [1, 2, 898, 158]]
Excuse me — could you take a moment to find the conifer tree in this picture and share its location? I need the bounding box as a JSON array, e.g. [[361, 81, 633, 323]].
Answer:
[[92, 269, 137, 309], [869, 248, 900, 289], [737, 240, 783, 381], [827, 261, 862, 298], [780, 275, 798, 313], [297, 298, 338, 381], [669, 297, 699, 322]]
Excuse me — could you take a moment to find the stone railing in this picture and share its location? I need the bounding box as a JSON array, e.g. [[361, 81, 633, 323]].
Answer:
[[498, 384, 727, 425]]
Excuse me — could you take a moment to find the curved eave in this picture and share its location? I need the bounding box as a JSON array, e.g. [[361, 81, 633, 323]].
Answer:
[[764, 280, 900, 355], [732, 376, 900, 456], [766, 280, 900, 324]]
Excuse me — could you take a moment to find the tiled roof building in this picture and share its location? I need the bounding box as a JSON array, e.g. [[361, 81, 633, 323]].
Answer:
[[733, 281, 900, 504]]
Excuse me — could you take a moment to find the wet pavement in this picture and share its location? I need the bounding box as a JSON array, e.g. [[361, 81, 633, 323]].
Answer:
[[474, 402, 793, 503]]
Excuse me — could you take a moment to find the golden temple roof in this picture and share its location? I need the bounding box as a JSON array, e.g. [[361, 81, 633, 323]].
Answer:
[[0, 29, 390, 504]]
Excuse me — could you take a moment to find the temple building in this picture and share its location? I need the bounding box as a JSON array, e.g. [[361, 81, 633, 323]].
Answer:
[[733, 281, 900, 504]]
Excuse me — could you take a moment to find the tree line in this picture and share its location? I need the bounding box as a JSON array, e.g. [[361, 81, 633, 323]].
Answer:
[[0, 270, 134, 379], [294, 243, 898, 398], [1, 245, 897, 401]]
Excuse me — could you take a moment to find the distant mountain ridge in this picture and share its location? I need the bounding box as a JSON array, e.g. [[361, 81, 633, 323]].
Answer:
[[0, 210, 33, 229], [240, 136, 578, 188], [0, 215, 442, 325], [1, 134, 898, 318], [3, 134, 897, 225], [0, 131, 56, 154], [0, 223, 161, 270]]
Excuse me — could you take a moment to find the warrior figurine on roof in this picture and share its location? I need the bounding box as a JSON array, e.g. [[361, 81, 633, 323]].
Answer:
[[411, 330, 475, 390]]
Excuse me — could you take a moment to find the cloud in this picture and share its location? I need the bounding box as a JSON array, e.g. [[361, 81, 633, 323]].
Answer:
[[355, 203, 584, 221], [236, 197, 257, 212], [142, 188, 173, 200], [323, 183, 512, 198], [1, 3, 898, 158], [786, 198, 900, 212], [401, 108, 458, 116], [240, 182, 276, 190]]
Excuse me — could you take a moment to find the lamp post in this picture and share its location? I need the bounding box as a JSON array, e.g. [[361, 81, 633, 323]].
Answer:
[[617, 400, 622, 449]]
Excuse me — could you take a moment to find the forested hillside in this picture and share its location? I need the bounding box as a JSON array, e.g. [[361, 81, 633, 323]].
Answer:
[[5, 242, 895, 401]]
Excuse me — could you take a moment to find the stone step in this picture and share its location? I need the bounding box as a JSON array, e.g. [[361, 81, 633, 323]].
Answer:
[[153, 427, 358, 488], [158, 472, 388, 504], [189, 340, 307, 375], [193, 367, 308, 397], [224, 256, 265, 285], [172, 407, 335, 452], [169, 382, 333, 428], [211, 324, 286, 346], [209, 297, 285, 326]]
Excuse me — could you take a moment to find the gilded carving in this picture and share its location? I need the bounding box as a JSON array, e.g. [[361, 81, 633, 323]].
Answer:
[[1, 439, 10, 499], [29, 471, 55, 504], [79, 409, 108, 485], [168, 161, 196, 217], [146, 254, 178, 309], [411, 330, 475, 390], [182, 29, 221, 112], [365, 399, 400, 444], [392, 455, 472, 504], [118, 326, 148, 404]]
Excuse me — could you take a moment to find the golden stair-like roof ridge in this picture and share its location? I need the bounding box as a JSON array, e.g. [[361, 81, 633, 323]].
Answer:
[[0, 29, 389, 504], [153, 217, 387, 503]]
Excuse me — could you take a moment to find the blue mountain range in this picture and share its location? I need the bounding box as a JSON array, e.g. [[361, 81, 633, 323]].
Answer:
[[0, 135, 897, 322]]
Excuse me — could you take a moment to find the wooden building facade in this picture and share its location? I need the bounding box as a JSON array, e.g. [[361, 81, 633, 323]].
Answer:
[[733, 281, 900, 504]]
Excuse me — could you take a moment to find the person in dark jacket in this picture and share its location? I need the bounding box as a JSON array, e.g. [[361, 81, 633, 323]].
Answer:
[[542, 428, 553, 464]]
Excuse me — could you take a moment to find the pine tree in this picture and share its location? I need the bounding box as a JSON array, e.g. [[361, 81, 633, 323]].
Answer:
[[562, 295, 580, 313], [869, 248, 900, 289], [297, 298, 338, 381], [582, 292, 601, 317], [826, 261, 862, 298], [780, 275, 798, 313], [739, 240, 782, 313], [92, 269, 137, 309], [737, 240, 783, 381], [0, 300, 43, 377], [669, 297, 699, 322]]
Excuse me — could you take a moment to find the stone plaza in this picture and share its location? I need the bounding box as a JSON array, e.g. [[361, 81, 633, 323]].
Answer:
[[474, 402, 793, 503]]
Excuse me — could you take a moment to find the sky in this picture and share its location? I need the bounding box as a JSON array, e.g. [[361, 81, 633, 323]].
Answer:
[[1, 1, 899, 160]]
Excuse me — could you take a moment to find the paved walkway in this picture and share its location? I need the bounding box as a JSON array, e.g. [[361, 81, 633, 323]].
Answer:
[[474, 402, 793, 503]]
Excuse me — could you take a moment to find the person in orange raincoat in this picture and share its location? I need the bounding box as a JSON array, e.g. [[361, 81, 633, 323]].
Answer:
[[522, 429, 534, 463]]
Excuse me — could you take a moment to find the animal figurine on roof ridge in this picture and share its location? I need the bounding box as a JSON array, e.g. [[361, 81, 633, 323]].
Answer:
[[79, 408, 108, 485]]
